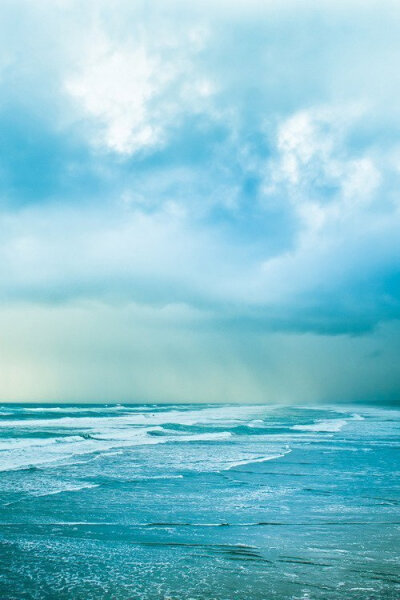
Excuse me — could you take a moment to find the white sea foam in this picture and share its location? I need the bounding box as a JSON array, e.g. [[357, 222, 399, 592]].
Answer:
[[248, 419, 265, 427], [172, 432, 232, 442], [351, 413, 365, 421], [291, 412, 367, 433], [291, 419, 348, 432], [19, 407, 66, 412]]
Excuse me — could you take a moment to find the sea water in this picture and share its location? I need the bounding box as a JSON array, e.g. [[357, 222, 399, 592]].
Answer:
[[0, 403, 399, 599]]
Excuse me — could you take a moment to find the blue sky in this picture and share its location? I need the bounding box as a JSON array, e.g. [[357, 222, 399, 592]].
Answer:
[[1, 0, 400, 403]]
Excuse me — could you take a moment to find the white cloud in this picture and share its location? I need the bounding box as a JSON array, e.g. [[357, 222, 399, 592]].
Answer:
[[265, 105, 382, 234], [341, 157, 381, 206], [65, 26, 215, 155], [276, 108, 337, 186], [66, 33, 169, 154]]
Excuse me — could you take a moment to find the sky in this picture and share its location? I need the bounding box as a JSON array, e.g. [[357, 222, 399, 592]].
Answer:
[[0, 0, 400, 404]]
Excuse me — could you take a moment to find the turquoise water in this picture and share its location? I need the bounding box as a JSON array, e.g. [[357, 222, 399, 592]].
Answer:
[[0, 403, 399, 599]]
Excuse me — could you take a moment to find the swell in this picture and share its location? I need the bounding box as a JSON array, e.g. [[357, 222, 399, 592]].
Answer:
[[0, 429, 233, 472]]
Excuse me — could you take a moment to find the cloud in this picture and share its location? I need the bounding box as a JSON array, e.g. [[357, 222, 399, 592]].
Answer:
[[66, 38, 166, 154], [0, 0, 399, 401], [266, 105, 381, 214], [65, 21, 214, 155]]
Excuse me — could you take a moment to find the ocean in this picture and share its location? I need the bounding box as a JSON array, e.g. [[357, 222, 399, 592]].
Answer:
[[0, 403, 399, 599]]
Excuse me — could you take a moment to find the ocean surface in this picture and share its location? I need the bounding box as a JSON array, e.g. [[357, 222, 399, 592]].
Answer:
[[0, 403, 399, 599]]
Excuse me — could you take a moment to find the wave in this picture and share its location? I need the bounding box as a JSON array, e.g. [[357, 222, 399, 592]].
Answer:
[[0, 405, 265, 430], [351, 413, 365, 421], [0, 435, 88, 452], [291, 419, 348, 432], [0, 404, 376, 475], [291, 412, 367, 433], [0, 429, 233, 472], [224, 449, 291, 470], [248, 419, 265, 427], [31, 482, 99, 497]]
